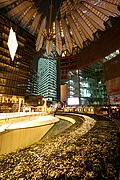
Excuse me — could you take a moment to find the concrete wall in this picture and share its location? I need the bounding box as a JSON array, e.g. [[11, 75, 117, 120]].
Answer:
[[0, 123, 54, 155]]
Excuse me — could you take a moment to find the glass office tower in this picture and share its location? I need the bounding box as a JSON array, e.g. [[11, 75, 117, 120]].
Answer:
[[0, 14, 36, 112], [0, 15, 35, 96], [37, 58, 58, 101], [67, 61, 107, 105]]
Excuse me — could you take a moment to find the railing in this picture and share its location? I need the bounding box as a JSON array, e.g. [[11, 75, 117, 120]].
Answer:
[[0, 112, 49, 132]]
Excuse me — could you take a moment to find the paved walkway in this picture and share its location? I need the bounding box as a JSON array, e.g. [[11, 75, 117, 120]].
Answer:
[[112, 118, 120, 128]]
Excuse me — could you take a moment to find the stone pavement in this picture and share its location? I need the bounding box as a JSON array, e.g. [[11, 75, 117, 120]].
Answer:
[[0, 114, 119, 179]]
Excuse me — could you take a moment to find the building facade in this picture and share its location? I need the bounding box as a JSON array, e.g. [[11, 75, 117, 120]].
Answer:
[[37, 57, 58, 101], [0, 15, 35, 112], [62, 49, 120, 106], [103, 49, 120, 105], [67, 66, 107, 106]]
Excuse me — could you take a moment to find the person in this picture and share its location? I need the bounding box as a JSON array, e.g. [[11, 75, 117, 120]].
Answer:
[[54, 108, 57, 116], [108, 106, 112, 119]]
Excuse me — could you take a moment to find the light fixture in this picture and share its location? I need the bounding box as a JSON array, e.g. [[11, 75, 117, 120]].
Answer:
[[36, 0, 61, 55], [43, 98, 47, 113], [7, 27, 18, 61], [42, 0, 55, 41]]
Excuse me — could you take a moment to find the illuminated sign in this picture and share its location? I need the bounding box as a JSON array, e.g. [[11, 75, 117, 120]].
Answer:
[[67, 97, 79, 105], [7, 27, 18, 61]]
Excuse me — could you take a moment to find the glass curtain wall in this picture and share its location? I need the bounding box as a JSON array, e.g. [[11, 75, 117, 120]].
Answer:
[[37, 57, 57, 101], [67, 62, 107, 105]]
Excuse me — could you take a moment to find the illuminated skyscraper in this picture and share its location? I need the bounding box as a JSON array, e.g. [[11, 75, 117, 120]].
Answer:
[[37, 57, 59, 101]]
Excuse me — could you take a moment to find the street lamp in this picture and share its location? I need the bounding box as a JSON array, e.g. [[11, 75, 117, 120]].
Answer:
[[43, 98, 47, 113]]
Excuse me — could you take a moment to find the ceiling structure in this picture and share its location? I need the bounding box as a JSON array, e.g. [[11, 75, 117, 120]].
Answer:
[[0, 0, 120, 56]]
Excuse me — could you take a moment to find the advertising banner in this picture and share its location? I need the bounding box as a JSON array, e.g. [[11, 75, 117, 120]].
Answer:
[[109, 94, 120, 105]]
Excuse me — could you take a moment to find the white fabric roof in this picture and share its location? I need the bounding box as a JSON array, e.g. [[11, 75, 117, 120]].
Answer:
[[0, 0, 120, 55]]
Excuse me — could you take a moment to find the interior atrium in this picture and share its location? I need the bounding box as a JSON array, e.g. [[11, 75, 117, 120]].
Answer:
[[0, 0, 120, 111], [0, 1, 120, 179]]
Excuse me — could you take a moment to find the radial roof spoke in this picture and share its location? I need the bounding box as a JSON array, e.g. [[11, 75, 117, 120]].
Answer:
[[0, 0, 120, 56]]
